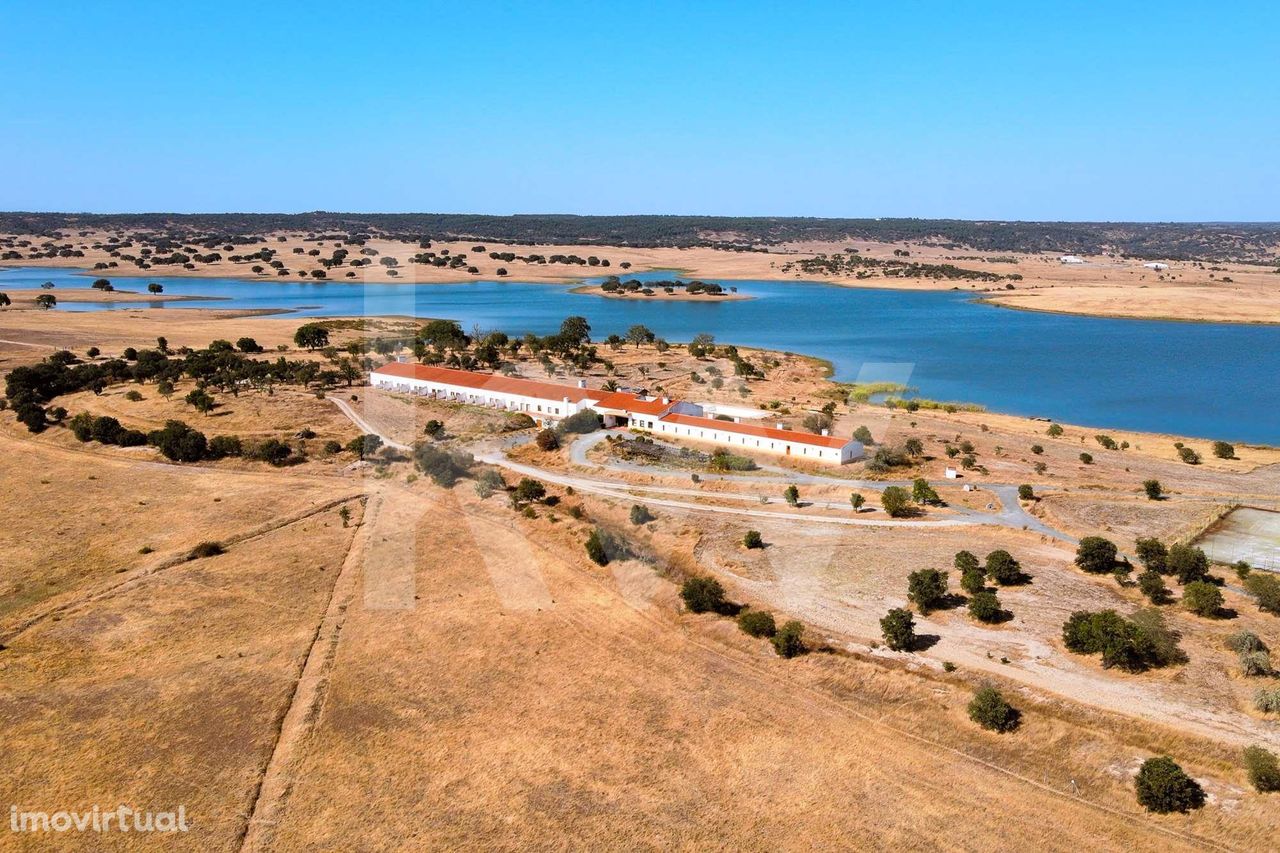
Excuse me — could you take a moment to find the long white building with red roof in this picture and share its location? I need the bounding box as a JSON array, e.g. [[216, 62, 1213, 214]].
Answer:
[[370, 362, 863, 465]]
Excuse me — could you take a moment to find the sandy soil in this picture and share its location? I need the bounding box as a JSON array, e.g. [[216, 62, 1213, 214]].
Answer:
[[7, 228, 1280, 323]]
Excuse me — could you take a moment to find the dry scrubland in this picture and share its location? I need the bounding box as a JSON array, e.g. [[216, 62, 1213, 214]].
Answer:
[[5, 227, 1280, 323], [1, 307, 1279, 849]]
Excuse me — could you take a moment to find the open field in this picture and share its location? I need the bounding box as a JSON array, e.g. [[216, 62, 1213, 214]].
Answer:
[[5, 226, 1280, 323], [2, 307, 1280, 849]]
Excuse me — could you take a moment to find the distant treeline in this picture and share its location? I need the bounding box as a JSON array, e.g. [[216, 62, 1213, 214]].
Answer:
[[2, 212, 1279, 263]]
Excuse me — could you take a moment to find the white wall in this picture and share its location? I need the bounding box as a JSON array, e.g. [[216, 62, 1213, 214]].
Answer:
[[370, 373, 585, 423]]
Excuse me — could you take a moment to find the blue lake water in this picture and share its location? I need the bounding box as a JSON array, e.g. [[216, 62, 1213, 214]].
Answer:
[[3, 266, 1278, 445]]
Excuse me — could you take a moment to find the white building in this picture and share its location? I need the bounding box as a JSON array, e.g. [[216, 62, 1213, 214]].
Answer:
[[369, 362, 863, 465], [1143, 262, 1170, 271], [1059, 255, 1085, 264]]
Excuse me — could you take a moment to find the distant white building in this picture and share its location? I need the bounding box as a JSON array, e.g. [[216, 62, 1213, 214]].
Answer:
[[1059, 255, 1085, 265], [369, 362, 863, 465], [1143, 262, 1169, 271]]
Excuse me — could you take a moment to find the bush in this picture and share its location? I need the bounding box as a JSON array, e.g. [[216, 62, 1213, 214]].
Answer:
[[423, 419, 446, 439], [629, 504, 654, 525], [558, 408, 601, 435], [504, 413, 536, 431], [1135, 756, 1205, 813], [681, 576, 727, 613], [1244, 746, 1280, 792], [91, 415, 124, 444], [247, 438, 293, 466], [1135, 537, 1168, 574], [985, 549, 1023, 585], [1079, 452, 1092, 464], [511, 478, 547, 506], [1143, 479, 1163, 500], [961, 565, 987, 595], [968, 591, 1004, 623], [1255, 687, 1280, 714], [968, 686, 1020, 732], [1178, 446, 1201, 465], [1212, 440, 1235, 459], [323, 439, 343, 454], [783, 485, 799, 506], [771, 620, 806, 658], [1245, 573, 1280, 615], [347, 433, 382, 458], [124, 389, 143, 402], [584, 529, 610, 566], [1167, 544, 1209, 585], [737, 609, 776, 637], [473, 468, 506, 499], [535, 429, 560, 451], [149, 420, 207, 462], [1226, 631, 1266, 654], [880, 607, 916, 651], [1017, 484, 1034, 501], [954, 550, 979, 574], [1240, 650, 1272, 677], [207, 435, 243, 459], [1074, 536, 1117, 574], [1138, 570, 1171, 604], [1062, 609, 1181, 672], [117, 429, 148, 447], [412, 443, 472, 486], [188, 541, 225, 560], [1181, 580, 1223, 617], [907, 568, 948, 614], [742, 530, 764, 549], [880, 486, 912, 518]]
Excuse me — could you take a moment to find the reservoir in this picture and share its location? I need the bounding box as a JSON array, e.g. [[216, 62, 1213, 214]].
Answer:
[[3, 266, 1278, 445]]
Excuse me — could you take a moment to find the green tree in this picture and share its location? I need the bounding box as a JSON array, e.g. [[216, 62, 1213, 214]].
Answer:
[[968, 686, 1020, 732], [35, 293, 56, 309], [1017, 484, 1034, 501], [535, 429, 560, 451], [1134, 537, 1168, 574], [1245, 573, 1280, 615], [1244, 746, 1280, 793], [985, 550, 1022, 585], [850, 492, 865, 512], [771, 620, 806, 658], [1138, 571, 1171, 605], [681, 576, 726, 613], [1075, 536, 1117, 574], [585, 529, 610, 566], [1182, 581, 1223, 617], [1047, 423, 1063, 437], [968, 591, 1004, 623], [1079, 452, 1093, 464], [904, 437, 923, 456], [907, 569, 949, 614], [1143, 479, 1163, 500], [737, 610, 776, 638], [293, 323, 330, 350], [558, 315, 592, 346], [742, 530, 764, 549], [625, 324, 655, 347], [147, 282, 163, 294], [880, 607, 916, 651], [1167, 544, 1209, 585], [783, 485, 799, 506], [184, 387, 215, 415], [629, 504, 654, 525], [880, 486, 911, 518], [1135, 756, 1205, 814], [912, 478, 941, 505]]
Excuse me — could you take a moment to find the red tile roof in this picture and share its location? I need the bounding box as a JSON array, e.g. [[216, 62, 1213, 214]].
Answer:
[[590, 391, 673, 416], [659, 412, 852, 449], [372, 362, 598, 403]]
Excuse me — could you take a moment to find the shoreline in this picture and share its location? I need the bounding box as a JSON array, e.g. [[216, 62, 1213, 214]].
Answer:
[[568, 283, 754, 302]]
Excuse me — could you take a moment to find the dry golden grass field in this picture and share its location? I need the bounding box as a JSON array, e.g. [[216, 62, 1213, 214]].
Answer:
[[1, 307, 1279, 850]]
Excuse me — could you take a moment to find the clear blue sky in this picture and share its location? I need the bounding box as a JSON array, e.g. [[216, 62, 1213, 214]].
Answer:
[[2, 1, 1276, 220]]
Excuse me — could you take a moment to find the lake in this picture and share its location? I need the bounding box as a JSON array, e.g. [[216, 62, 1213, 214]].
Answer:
[[3, 266, 1278, 445]]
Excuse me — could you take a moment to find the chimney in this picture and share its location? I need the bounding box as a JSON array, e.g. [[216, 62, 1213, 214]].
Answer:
[[577, 379, 587, 388], [733, 417, 740, 423], [661, 396, 670, 405], [777, 422, 785, 430], [821, 428, 829, 436], [562, 396, 570, 404]]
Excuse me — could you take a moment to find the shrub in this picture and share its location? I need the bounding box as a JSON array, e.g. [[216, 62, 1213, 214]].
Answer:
[[117, 429, 148, 447], [1138, 570, 1171, 604], [1244, 746, 1280, 792], [968, 686, 1020, 732], [985, 549, 1023, 585], [188, 541, 225, 560], [849, 492, 865, 511], [124, 389, 143, 402], [771, 620, 806, 658], [1255, 687, 1280, 714], [1212, 440, 1235, 459], [1135, 756, 1205, 813], [629, 504, 654, 525], [954, 550, 979, 574], [413, 443, 472, 487], [1017, 484, 1034, 501], [1134, 537, 1168, 574], [511, 478, 547, 506], [880, 607, 916, 651], [149, 420, 207, 462], [1075, 536, 1117, 574], [1062, 609, 1179, 672], [207, 435, 243, 459], [1245, 573, 1280, 614], [1167, 544, 1209, 585], [247, 438, 293, 466], [1177, 446, 1201, 465], [737, 609, 776, 637], [681, 576, 727, 613], [473, 468, 506, 499], [558, 408, 601, 434], [1240, 650, 1272, 678], [91, 415, 124, 444], [880, 486, 912, 518], [322, 439, 343, 454], [423, 419, 445, 439], [347, 434, 383, 458], [968, 591, 1004, 623], [1047, 423, 1063, 437], [504, 413, 536, 431], [535, 429, 560, 451], [961, 565, 987, 595], [742, 530, 764, 549], [584, 529, 610, 566], [1079, 452, 1092, 464], [1181, 580, 1223, 617], [783, 485, 799, 506], [907, 568, 948, 614], [1226, 631, 1266, 653], [1143, 479, 1163, 500]]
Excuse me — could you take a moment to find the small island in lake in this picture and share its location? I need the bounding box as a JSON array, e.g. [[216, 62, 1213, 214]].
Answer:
[[572, 275, 753, 301]]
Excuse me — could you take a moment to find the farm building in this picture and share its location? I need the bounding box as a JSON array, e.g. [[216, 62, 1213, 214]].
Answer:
[[369, 362, 863, 464]]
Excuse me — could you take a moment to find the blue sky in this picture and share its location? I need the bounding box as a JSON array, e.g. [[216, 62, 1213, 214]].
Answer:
[[1, 1, 1276, 220]]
